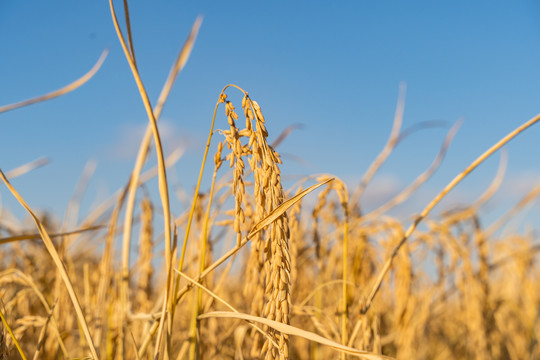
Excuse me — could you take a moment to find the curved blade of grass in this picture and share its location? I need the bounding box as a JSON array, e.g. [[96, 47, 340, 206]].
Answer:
[[396, 119, 448, 143], [271, 123, 304, 148], [486, 173, 540, 237], [247, 177, 334, 239], [0, 50, 108, 114], [471, 148, 507, 209], [0, 169, 99, 359], [5, 157, 50, 179], [121, 0, 137, 67], [351, 82, 406, 203], [198, 311, 394, 360]]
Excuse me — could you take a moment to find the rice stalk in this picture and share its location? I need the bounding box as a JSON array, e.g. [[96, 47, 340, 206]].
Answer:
[[136, 196, 154, 313], [187, 141, 223, 360], [108, 1, 200, 356]]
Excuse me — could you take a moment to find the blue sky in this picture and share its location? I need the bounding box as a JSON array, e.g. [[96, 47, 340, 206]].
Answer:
[[1, 1, 540, 226]]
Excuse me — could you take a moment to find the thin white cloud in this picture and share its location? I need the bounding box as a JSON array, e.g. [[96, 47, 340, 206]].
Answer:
[[500, 171, 540, 200], [105, 119, 198, 160], [360, 174, 403, 209]]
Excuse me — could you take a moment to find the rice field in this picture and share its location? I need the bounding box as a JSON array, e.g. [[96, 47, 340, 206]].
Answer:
[[1, 2, 540, 359]]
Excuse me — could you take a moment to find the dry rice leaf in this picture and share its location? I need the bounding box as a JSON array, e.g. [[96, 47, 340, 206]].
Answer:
[[247, 177, 334, 239], [0, 50, 108, 114], [5, 157, 50, 180], [198, 311, 394, 360]]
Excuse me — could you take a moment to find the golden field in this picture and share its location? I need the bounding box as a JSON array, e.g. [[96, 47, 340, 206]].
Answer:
[[1, 2, 539, 359]]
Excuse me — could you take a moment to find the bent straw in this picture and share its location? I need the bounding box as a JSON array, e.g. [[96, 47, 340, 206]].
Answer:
[[5, 157, 50, 180], [198, 312, 394, 360], [361, 119, 462, 223], [350, 82, 406, 204]]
